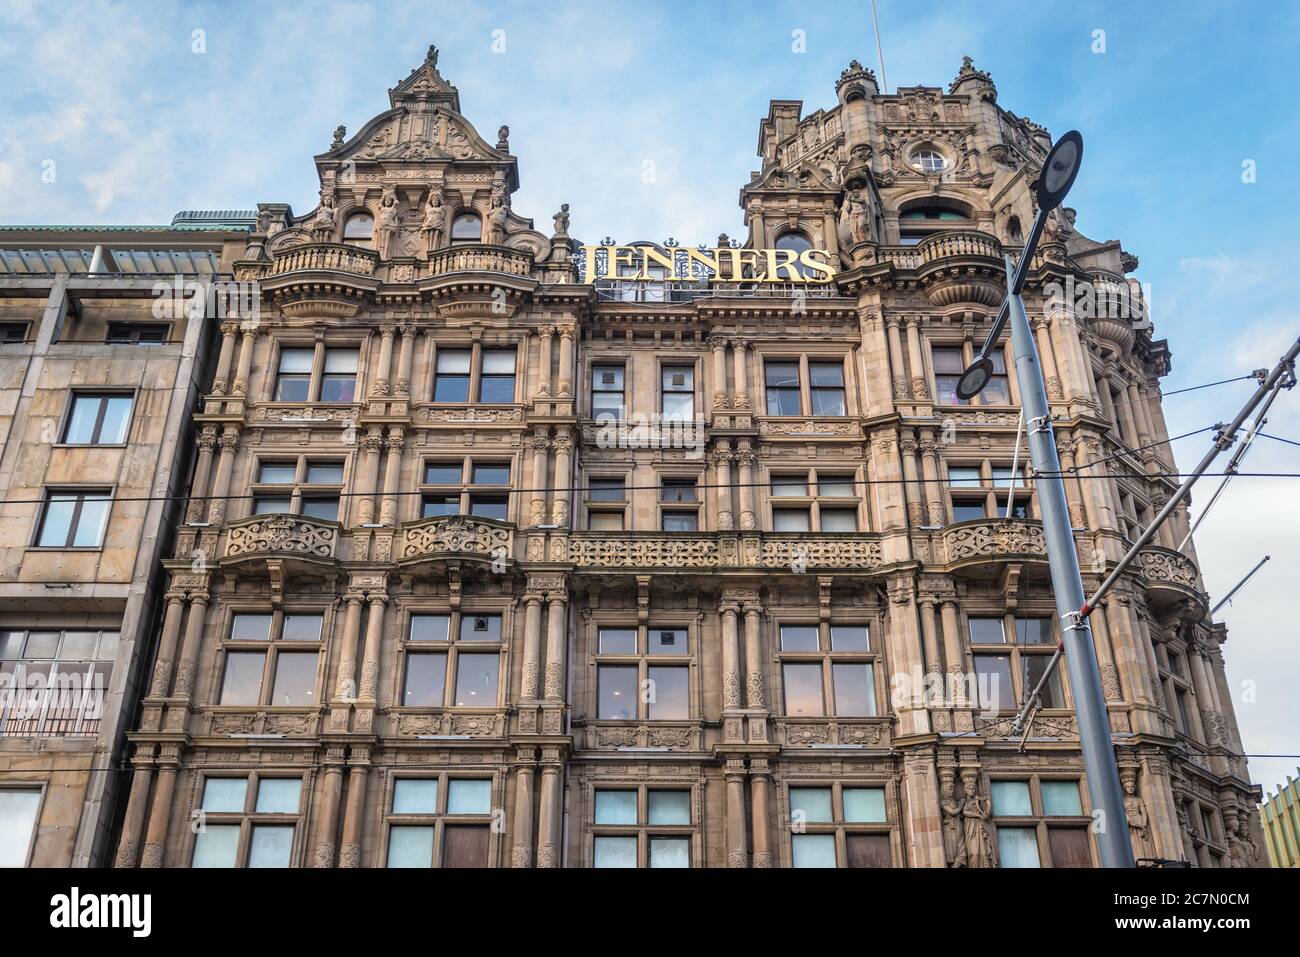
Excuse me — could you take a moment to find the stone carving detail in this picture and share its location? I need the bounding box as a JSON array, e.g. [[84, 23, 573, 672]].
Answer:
[[313, 843, 336, 868], [943, 520, 1046, 562], [114, 840, 137, 869], [140, 844, 163, 869], [960, 774, 996, 868], [1098, 664, 1122, 700], [760, 536, 882, 570], [338, 843, 361, 868], [588, 724, 703, 750], [940, 774, 966, 867], [400, 515, 512, 560], [570, 536, 720, 569], [752, 851, 773, 868], [418, 405, 524, 423], [1123, 773, 1154, 860], [224, 515, 338, 559], [1137, 548, 1199, 589], [511, 844, 533, 868], [778, 720, 889, 747], [543, 663, 564, 700], [394, 711, 507, 737]]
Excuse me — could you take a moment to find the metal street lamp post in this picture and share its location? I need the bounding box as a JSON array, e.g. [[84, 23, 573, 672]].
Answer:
[[956, 131, 1135, 868]]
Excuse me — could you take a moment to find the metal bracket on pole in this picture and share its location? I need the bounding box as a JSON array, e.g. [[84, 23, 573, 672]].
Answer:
[[1027, 414, 1052, 435]]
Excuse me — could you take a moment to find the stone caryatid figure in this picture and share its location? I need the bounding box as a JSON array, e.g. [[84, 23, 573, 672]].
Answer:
[[486, 193, 510, 245], [940, 775, 967, 867], [848, 189, 872, 245], [552, 203, 570, 239], [960, 774, 996, 868], [421, 189, 446, 255], [375, 187, 400, 260], [1123, 775, 1154, 861], [311, 189, 337, 241], [1175, 797, 1199, 865]]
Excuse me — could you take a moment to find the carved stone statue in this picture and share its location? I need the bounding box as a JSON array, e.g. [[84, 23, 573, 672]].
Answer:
[[331, 125, 346, 150], [848, 189, 871, 245], [940, 776, 967, 867], [1042, 209, 1061, 245], [375, 187, 400, 260], [1123, 776, 1154, 860], [311, 190, 336, 240], [421, 190, 446, 254], [497, 125, 510, 150], [486, 193, 509, 245], [961, 775, 996, 868], [552, 203, 570, 238], [1175, 797, 1199, 865]]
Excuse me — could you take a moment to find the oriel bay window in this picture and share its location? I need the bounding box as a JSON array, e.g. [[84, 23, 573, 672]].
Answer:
[[251, 458, 344, 521], [432, 345, 518, 403], [969, 615, 1063, 713], [35, 489, 112, 548], [62, 392, 133, 445], [769, 470, 862, 532], [595, 625, 690, 720], [218, 612, 323, 708], [934, 344, 1010, 406], [947, 461, 1032, 522], [420, 459, 511, 521], [401, 613, 503, 709], [778, 623, 877, 717], [991, 778, 1093, 868], [274, 344, 360, 403], [592, 787, 693, 868], [191, 775, 302, 868], [386, 776, 495, 867], [764, 356, 848, 416], [789, 784, 891, 868]]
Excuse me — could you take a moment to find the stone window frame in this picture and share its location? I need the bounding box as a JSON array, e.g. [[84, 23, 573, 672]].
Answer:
[[417, 454, 515, 524], [944, 457, 1035, 524], [657, 470, 703, 532], [267, 336, 365, 405], [341, 208, 375, 246], [777, 775, 899, 868], [965, 611, 1070, 713], [55, 388, 137, 447], [186, 771, 306, 868], [0, 783, 46, 867], [589, 361, 626, 422], [986, 773, 1095, 868], [393, 606, 512, 712], [774, 618, 880, 719], [379, 769, 502, 868], [760, 352, 852, 417], [425, 338, 522, 405], [765, 465, 864, 533], [30, 485, 115, 550], [449, 209, 483, 245], [249, 454, 348, 523], [908, 142, 951, 174], [1154, 638, 1198, 742], [582, 470, 628, 531], [0, 627, 118, 737], [587, 781, 700, 868], [211, 605, 330, 710], [584, 613, 699, 724], [1191, 800, 1225, 866], [658, 357, 699, 424], [928, 338, 1017, 408]]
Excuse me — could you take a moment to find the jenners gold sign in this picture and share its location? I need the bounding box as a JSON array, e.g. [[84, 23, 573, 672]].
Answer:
[[580, 244, 837, 284]]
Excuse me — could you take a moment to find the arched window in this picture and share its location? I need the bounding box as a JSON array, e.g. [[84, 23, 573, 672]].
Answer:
[[451, 212, 482, 244], [898, 204, 970, 246], [775, 231, 813, 278], [912, 149, 946, 173], [342, 212, 374, 246]]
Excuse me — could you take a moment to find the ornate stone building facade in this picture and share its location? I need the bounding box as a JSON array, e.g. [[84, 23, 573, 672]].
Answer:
[[110, 49, 1263, 868]]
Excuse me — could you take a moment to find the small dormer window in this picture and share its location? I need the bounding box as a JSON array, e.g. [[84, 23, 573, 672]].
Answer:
[[912, 149, 946, 173], [451, 212, 482, 244], [342, 213, 374, 246]]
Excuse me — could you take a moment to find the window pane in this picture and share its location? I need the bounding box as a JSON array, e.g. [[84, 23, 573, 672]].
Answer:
[[319, 375, 355, 403], [773, 508, 810, 532], [830, 625, 868, 651], [789, 787, 833, 823], [991, 780, 1033, 816], [471, 465, 510, 485], [191, 825, 241, 868], [393, 779, 439, 815], [594, 836, 637, 868], [588, 511, 624, 531], [422, 495, 459, 518], [201, 777, 248, 813], [57, 631, 97, 659], [932, 347, 965, 373], [598, 628, 637, 655], [662, 366, 693, 392], [481, 350, 515, 374], [811, 388, 846, 416], [276, 376, 310, 402], [1015, 618, 1052, 645], [453, 654, 499, 707], [648, 628, 686, 655], [323, 349, 358, 374], [443, 825, 490, 868], [1047, 827, 1092, 868], [387, 826, 434, 868], [0, 632, 24, 659], [595, 790, 637, 825], [968, 617, 1006, 644], [832, 663, 876, 716], [662, 392, 693, 421], [248, 825, 294, 867], [409, 615, 450, 642], [451, 213, 481, 241], [468, 496, 508, 520], [593, 366, 624, 390], [460, 614, 501, 642], [592, 393, 624, 420], [230, 614, 273, 641], [64, 396, 100, 443], [983, 376, 1010, 404], [845, 833, 892, 868], [975, 655, 1015, 710], [771, 476, 808, 497], [766, 386, 802, 416], [997, 827, 1041, 868], [647, 666, 688, 720], [278, 348, 314, 374], [661, 479, 697, 502], [300, 497, 339, 521], [255, 778, 301, 814], [1041, 781, 1083, 817], [23, 632, 59, 659], [446, 779, 492, 815], [820, 508, 857, 532], [36, 497, 74, 545], [424, 463, 462, 485], [478, 375, 515, 404], [948, 467, 982, 487], [765, 361, 800, 388], [647, 790, 690, 825], [71, 497, 111, 547], [792, 833, 837, 868], [433, 371, 470, 403], [270, 652, 318, 706], [252, 496, 292, 515], [817, 476, 855, 497], [598, 664, 637, 719], [661, 511, 698, 532], [94, 397, 132, 443], [257, 463, 296, 484], [783, 663, 824, 716], [1024, 655, 1065, 710], [0, 790, 41, 866], [843, 788, 887, 823], [809, 362, 844, 387], [306, 463, 343, 484], [588, 479, 625, 501], [650, 838, 690, 868], [951, 501, 986, 522], [436, 349, 472, 374], [779, 625, 818, 653], [281, 615, 322, 642], [220, 651, 265, 705], [403, 652, 447, 706]]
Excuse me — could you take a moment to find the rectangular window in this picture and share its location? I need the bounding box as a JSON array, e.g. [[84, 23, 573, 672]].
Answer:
[[250, 457, 343, 522], [399, 611, 502, 709], [661, 366, 694, 422], [789, 784, 891, 867], [385, 775, 494, 868], [275, 348, 314, 402], [991, 777, 1092, 868], [773, 508, 811, 532], [764, 360, 802, 415], [586, 476, 626, 530], [319, 349, 359, 402], [661, 511, 698, 532], [771, 469, 863, 532], [592, 365, 625, 421], [0, 322, 29, 343], [35, 490, 112, 548], [218, 612, 323, 707], [595, 624, 692, 721], [809, 361, 846, 416], [592, 786, 693, 868], [106, 322, 168, 345], [0, 630, 118, 738], [433, 349, 471, 403], [660, 477, 697, 502], [191, 776, 302, 868], [478, 349, 516, 403], [62, 393, 133, 445], [933, 346, 967, 406], [420, 458, 512, 524], [0, 787, 41, 866], [970, 615, 1063, 711]]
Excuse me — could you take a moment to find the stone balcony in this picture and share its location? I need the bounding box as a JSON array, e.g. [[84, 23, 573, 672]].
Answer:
[[220, 513, 340, 562], [397, 515, 514, 566], [914, 229, 1005, 307], [566, 530, 883, 572], [268, 242, 379, 277], [253, 242, 381, 313], [425, 243, 532, 278]]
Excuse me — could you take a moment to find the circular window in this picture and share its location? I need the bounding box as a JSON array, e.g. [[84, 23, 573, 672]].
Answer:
[[912, 149, 946, 173]]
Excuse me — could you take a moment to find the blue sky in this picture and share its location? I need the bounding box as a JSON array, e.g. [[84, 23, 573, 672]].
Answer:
[[1, 0, 1297, 795]]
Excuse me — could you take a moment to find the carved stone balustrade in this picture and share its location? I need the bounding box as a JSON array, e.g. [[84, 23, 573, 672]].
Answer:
[[222, 514, 339, 561], [915, 229, 1005, 306], [269, 242, 378, 277], [398, 515, 513, 564], [567, 531, 884, 572], [940, 518, 1047, 567], [1135, 544, 1205, 608], [425, 243, 532, 278]]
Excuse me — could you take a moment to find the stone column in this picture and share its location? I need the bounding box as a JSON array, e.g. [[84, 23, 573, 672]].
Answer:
[[904, 316, 929, 399], [549, 430, 572, 527], [725, 761, 749, 868], [899, 433, 925, 528], [1056, 439, 1091, 529], [185, 429, 217, 523], [556, 324, 575, 397], [372, 323, 396, 397], [709, 335, 729, 411], [1088, 601, 1123, 703], [205, 427, 239, 525], [511, 750, 536, 868], [1032, 316, 1063, 401], [735, 442, 756, 530], [719, 600, 742, 710], [1189, 644, 1223, 747], [918, 595, 942, 680], [333, 595, 364, 701], [337, 758, 369, 868], [535, 324, 555, 398], [543, 590, 567, 701], [312, 754, 345, 868], [750, 760, 773, 868], [730, 337, 752, 410], [884, 316, 909, 400], [743, 600, 765, 709], [520, 592, 544, 700], [358, 594, 387, 704], [147, 593, 186, 697], [528, 429, 550, 527], [394, 322, 416, 397], [231, 325, 257, 397], [113, 757, 153, 868], [211, 321, 239, 395], [171, 593, 209, 700], [903, 747, 947, 867], [536, 752, 562, 868], [918, 431, 944, 526], [140, 753, 178, 868], [939, 597, 967, 709], [378, 428, 404, 525], [712, 440, 734, 531]]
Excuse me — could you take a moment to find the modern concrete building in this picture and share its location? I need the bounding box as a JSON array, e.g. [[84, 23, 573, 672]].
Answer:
[[100, 48, 1263, 869], [0, 218, 250, 866], [1260, 770, 1300, 867]]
